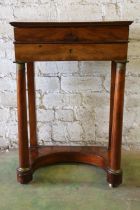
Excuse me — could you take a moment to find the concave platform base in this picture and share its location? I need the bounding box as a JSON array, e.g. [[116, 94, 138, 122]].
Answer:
[[17, 146, 122, 187]]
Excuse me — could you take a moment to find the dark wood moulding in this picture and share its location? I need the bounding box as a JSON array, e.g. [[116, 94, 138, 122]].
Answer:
[[10, 21, 133, 28]]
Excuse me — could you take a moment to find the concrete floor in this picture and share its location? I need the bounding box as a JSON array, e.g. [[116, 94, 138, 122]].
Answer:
[[0, 150, 140, 210]]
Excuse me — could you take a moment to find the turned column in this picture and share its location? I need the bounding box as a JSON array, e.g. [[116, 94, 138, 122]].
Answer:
[[27, 62, 38, 148], [16, 63, 32, 184], [107, 61, 127, 187], [108, 61, 117, 150]]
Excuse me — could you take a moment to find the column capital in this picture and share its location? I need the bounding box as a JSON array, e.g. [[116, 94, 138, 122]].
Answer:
[[14, 61, 26, 64], [114, 60, 129, 64], [115, 61, 127, 71], [16, 62, 25, 70]]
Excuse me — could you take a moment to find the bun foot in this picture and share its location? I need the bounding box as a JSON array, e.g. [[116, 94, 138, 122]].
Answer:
[[17, 168, 33, 184], [107, 169, 122, 188]]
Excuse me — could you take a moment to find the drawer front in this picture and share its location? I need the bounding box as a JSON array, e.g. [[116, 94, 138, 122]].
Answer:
[[15, 43, 128, 61], [14, 26, 129, 44]]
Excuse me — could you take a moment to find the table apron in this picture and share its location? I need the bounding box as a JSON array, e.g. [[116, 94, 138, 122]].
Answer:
[[15, 43, 128, 62]]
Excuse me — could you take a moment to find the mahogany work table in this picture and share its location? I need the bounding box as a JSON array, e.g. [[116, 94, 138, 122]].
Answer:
[[10, 21, 133, 187]]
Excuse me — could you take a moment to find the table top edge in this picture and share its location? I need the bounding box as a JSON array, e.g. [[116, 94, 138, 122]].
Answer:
[[10, 21, 133, 28]]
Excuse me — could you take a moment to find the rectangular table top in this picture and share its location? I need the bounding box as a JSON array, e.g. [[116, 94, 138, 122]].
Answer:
[[10, 21, 133, 28]]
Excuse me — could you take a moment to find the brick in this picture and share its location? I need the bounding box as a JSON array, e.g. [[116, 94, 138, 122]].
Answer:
[[52, 122, 68, 142], [67, 122, 84, 142], [37, 122, 52, 143], [0, 6, 13, 19], [95, 106, 110, 139], [55, 109, 74, 122], [0, 92, 17, 107], [57, 4, 102, 21], [125, 94, 140, 110], [13, 4, 58, 20], [36, 61, 79, 76], [126, 59, 140, 76], [125, 76, 140, 94], [79, 61, 111, 76], [0, 59, 15, 77], [43, 93, 82, 108], [0, 123, 6, 138], [37, 109, 54, 122], [104, 3, 120, 20], [0, 137, 9, 148], [124, 109, 136, 129], [0, 78, 16, 92], [61, 76, 102, 92], [129, 23, 140, 40], [5, 123, 18, 142], [103, 73, 111, 93], [124, 3, 140, 23], [124, 126, 140, 143], [82, 92, 110, 108], [0, 22, 13, 41], [81, 119, 96, 143], [128, 41, 140, 59], [13, 6, 41, 19], [74, 106, 96, 142], [36, 77, 60, 92], [0, 108, 10, 122], [0, 41, 14, 61], [0, 0, 18, 5], [75, 106, 95, 121]]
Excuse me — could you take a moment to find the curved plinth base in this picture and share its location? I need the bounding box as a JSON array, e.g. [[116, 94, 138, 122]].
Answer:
[[17, 146, 122, 187], [30, 146, 108, 171]]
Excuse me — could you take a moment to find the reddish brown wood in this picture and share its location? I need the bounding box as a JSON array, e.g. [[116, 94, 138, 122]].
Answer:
[[13, 26, 129, 44], [107, 170, 122, 188], [17, 169, 33, 184], [107, 62, 126, 187], [108, 61, 117, 150], [16, 63, 33, 183], [27, 62, 37, 148], [11, 21, 132, 187], [15, 43, 128, 62], [109, 62, 126, 171], [17, 63, 29, 168], [29, 146, 108, 171], [10, 21, 133, 28]]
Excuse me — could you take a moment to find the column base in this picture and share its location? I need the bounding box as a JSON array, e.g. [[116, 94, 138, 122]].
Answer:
[[107, 168, 122, 188], [17, 168, 33, 184]]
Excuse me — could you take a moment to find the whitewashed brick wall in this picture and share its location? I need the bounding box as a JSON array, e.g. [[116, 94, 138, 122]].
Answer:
[[0, 0, 140, 150]]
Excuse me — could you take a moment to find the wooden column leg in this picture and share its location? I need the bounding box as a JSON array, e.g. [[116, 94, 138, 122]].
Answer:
[[107, 61, 127, 187], [27, 62, 38, 148], [108, 61, 116, 150], [16, 63, 32, 184]]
